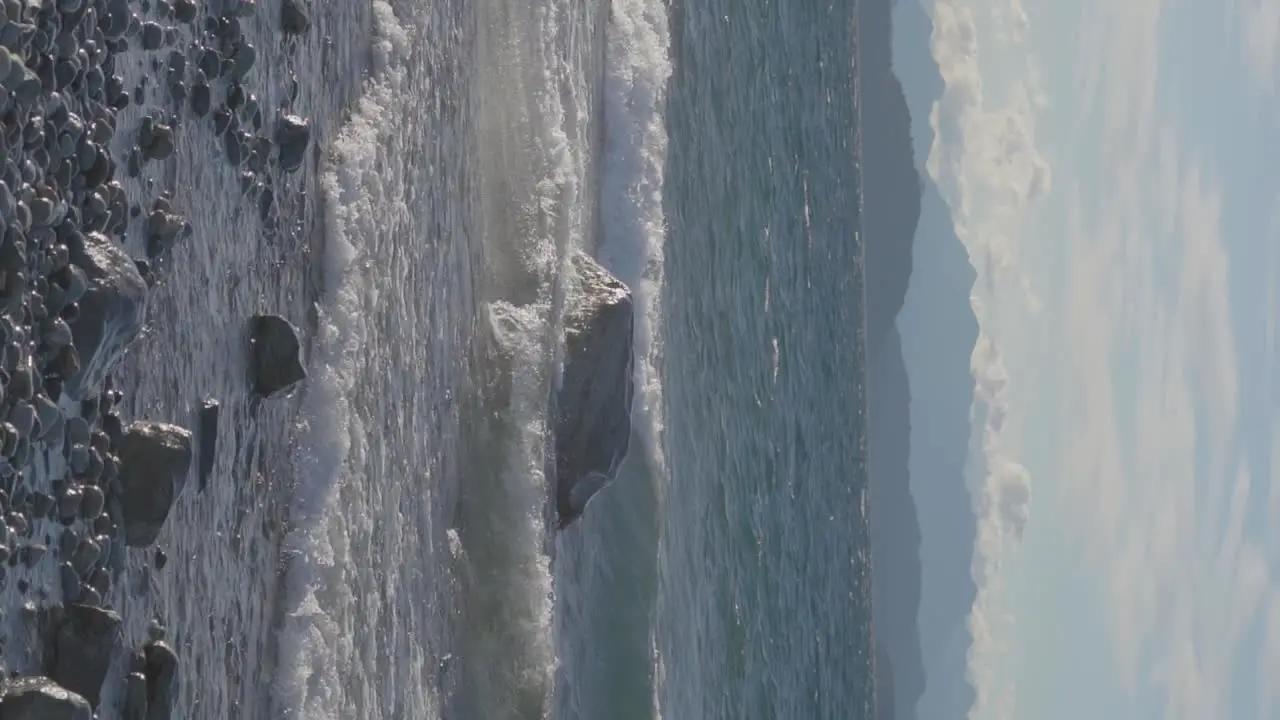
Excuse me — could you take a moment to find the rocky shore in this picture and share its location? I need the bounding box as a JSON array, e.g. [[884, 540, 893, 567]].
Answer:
[[0, 0, 316, 713]]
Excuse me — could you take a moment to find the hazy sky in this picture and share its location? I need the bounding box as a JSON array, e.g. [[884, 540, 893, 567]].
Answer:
[[907, 0, 1280, 716]]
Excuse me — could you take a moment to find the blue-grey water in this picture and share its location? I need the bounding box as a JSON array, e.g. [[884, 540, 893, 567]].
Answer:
[[55, 0, 873, 717], [654, 0, 873, 717]]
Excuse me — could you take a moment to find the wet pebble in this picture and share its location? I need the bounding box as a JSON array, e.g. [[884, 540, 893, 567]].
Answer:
[[28, 491, 51, 519], [5, 511, 26, 537], [79, 484, 103, 519], [56, 484, 80, 521], [68, 443, 90, 474], [18, 542, 44, 567], [57, 527, 77, 557], [71, 537, 99, 575], [141, 21, 163, 50], [212, 106, 232, 134], [66, 415, 89, 445], [173, 0, 196, 22]]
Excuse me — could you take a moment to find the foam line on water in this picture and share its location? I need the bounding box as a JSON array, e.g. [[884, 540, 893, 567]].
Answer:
[[595, 0, 672, 467], [272, 2, 417, 717]]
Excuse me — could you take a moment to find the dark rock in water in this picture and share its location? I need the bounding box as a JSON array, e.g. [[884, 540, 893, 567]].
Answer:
[[102, 411, 122, 445], [143, 641, 176, 720], [69, 537, 99, 575], [551, 252, 634, 528], [51, 603, 121, 706], [189, 82, 210, 116], [223, 127, 243, 165], [61, 232, 148, 400], [197, 47, 219, 79], [226, 82, 244, 111], [273, 113, 309, 173], [280, 0, 309, 33], [153, 546, 166, 569], [257, 184, 273, 222], [56, 487, 81, 523], [19, 542, 45, 567], [196, 397, 217, 491], [79, 485, 103, 520], [172, 0, 195, 22], [116, 421, 191, 547], [212, 106, 231, 134], [248, 314, 305, 397], [166, 50, 185, 78], [228, 42, 254, 80], [139, 21, 162, 50], [30, 490, 52, 518], [0, 676, 92, 719], [124, 671, 146, 719], [140, 121, 174, 160], [216, 15, 241, 42], [58, 530, 78, 558], [145, 209, 184, 258]]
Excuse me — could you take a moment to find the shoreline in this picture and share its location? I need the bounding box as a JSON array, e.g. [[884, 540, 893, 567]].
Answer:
[[0, 0, 374, 712]]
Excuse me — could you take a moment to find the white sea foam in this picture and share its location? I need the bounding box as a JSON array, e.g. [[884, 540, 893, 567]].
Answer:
[[274, 1, 436, 717], [594, 0, 672, 469], [276, 0, 667, 713]]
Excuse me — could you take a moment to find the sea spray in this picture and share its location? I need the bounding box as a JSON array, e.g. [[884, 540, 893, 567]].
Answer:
[[454, 301, 558, 719], [451, 0, 592, 716]]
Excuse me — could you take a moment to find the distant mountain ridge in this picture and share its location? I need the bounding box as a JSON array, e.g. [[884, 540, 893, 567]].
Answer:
[[857, 0, 925, 717], [891, 0, 984, 717], [862, 0, 985, 717]]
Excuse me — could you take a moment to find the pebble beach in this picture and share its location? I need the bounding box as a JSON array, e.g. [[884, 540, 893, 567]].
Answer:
[[0, 0, 367, 713]]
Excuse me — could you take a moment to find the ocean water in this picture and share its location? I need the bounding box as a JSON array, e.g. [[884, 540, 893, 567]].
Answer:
[[85, 0, 870, 716], [654, 0, 873, 717]]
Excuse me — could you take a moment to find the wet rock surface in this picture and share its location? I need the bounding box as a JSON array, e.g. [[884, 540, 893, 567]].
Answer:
[[62, 232, 149, 401], [0, 676, 92, 719], [247, 313, 305, 397], [51, 603, 121, 706], [553, 252, 635, 528], [115, 422, 191, 547]]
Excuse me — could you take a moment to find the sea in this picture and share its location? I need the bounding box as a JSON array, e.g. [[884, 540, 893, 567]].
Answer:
[[101, 0, 873, 716]]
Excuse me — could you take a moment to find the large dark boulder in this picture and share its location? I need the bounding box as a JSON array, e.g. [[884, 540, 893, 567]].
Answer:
[[50, 604, 121, 707], [0, 677, 92, 719], [116, 421, 193, 547], [553, 252, 634, 528], [62, 232, 148, 401], [248, 314, 306, 397]]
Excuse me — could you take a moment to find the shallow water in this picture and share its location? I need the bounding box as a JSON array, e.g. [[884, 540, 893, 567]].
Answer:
[[54, 0, 875, 716]]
